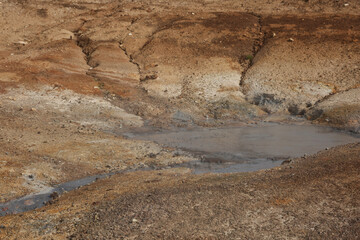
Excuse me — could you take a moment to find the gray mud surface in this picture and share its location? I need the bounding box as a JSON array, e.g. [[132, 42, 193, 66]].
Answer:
[[129, 123, 359, 173]]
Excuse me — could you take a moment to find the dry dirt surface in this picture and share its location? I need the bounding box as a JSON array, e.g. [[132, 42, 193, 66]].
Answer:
[[0, 0, 360, 239]]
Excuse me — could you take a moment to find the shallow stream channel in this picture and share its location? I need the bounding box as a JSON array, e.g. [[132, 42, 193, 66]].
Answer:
[[1, 123, 359, 216]]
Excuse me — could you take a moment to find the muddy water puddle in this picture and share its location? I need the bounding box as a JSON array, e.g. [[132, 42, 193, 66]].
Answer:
[[127, 123, 360, 174], [0, 169, 150, 216], [0, 173, 111, 216], [1, 123, 358, 216]]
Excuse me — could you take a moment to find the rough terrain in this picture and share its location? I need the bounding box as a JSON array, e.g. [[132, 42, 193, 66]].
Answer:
[[0, 0, 359, 239], [1, 144, 359, 239]]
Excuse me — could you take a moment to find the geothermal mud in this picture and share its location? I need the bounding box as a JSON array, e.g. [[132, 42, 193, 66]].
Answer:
[[0, 0, 359, 239]]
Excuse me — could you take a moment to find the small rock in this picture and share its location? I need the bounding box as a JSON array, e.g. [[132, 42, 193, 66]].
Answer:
[[31, 108, 37, 112], [172, 110, 192, 123], [147, 153, 157, 158], [17, 41, 29, 45], [325, 147, 329, 150], [288, 38, 294, 42], [50, 29, 75, 41], [140, 74, 158, 81], [53, 84, 62, 89], [281, 159, 292, 165], [128, 32, 133, 36], [50, 191, 59, 200], [272, 32, 276, 37], [24, 199, 35, 206], [344, 3, 349, 6], [132, 218, 138, 223]]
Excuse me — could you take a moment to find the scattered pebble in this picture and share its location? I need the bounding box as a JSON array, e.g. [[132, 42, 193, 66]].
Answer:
[[17, 41, 28, 45], [288, 38, 294, 42], [146, 153, 157, 158], [344, 3, 349, 7], [24, 199, 35, 206], [50, 191, 59, 200]]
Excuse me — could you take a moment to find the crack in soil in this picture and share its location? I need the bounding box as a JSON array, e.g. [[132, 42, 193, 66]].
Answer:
[[119, 16, 185, 83], [74, 19, 92, 60], [73, 21, 108, 92], [118, 42, 142, 81], [239, 13, 266, 89], [137, 16, 186, 54], [311, 85, 360, 108]]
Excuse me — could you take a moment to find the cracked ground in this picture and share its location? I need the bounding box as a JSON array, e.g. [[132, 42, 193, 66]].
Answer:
[[0, 0, 360, 239]]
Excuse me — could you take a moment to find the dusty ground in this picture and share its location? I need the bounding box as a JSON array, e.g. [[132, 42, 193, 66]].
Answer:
[[0, 0, 359, 239]]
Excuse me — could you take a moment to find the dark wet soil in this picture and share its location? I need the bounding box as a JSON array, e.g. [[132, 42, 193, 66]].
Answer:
[[0, 173, 110, 216]]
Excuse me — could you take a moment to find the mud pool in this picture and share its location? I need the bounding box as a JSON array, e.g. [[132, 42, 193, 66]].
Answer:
[[127, 123, 360, 174], [1, 123, 358, 216]]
